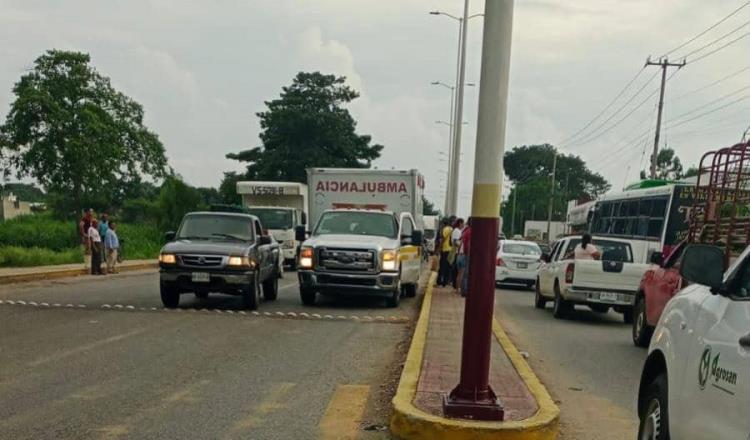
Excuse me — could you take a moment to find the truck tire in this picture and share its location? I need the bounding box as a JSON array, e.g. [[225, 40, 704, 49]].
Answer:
[[638, 373, 669, 440], [402, 283, 417, 298], [623, 308, 634, 324], [633, 295, 654, 348], [534, 280, 546, 309], [242, 273, 261, 310], [385, 288, 401, 308], [263, 272, 279, 301], [552, 281, 572, 319], [300, 288, 316, 306], [161, 285, 180, 309]]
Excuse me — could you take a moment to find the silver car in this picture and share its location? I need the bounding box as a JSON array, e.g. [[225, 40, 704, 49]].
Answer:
[[495, 240, 543, 289]]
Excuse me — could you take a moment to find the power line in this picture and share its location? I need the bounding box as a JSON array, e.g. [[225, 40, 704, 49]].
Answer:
[[660, 0, 750, 58], [668, 83, 750, 122], [688, 30, 750, 64], [670, 65, 750, 101], [666, 94, 750, 130], [677, 19, 750, 60], [556, 66, 646, 147]]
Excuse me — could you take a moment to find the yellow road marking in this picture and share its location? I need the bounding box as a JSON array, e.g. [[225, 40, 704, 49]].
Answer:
[[27, 328, 148, 367], [224, 382, 296, 437], [319, 384, 370, 440]]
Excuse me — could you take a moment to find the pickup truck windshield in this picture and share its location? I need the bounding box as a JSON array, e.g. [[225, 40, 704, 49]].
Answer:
[[566, 239, 633, 262], [314, 212, 397, 238], [177, 215, 254, 241], [503, 243, 541, 256], [246, 208, 293, 230]]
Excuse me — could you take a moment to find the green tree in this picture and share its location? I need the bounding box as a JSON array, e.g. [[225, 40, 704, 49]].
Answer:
[[422, 196, 439, 215], [157, 176, 203, 231], [683, 166, 700, 178], [196, 187, 221, 206], [219, 172, 242, 205], [639, 148, 684, 180], [226, 72, 383, 183], [0, 50, 168, 216], [501, 144, 609, 236]]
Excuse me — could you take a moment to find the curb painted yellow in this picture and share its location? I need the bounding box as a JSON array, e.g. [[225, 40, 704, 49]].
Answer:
[[0, 261, 158, 285], [390, 271, 560, 440]]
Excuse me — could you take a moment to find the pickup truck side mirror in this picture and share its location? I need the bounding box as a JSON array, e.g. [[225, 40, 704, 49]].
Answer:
[[295, 225, 307, 242], [301, 212, 307, 226], [258, 235, 272, 246], [540, 253, 550, 263], [679, 244, 724, 291], [649, 251, 663, 266], [165, 231, 176, 242]]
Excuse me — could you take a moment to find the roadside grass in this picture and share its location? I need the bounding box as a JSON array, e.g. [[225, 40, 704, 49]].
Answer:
[[0, 214, 162, 267]]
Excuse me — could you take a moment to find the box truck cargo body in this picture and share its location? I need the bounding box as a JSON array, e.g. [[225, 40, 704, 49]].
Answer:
[[237, 181, 308, 267], [306, 168, 425, 230]]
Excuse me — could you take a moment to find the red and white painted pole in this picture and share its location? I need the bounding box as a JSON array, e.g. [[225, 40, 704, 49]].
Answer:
[[443, 0, 514, 421]]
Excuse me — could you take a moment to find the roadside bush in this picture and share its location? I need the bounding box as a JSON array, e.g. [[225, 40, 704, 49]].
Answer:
[[0, 246, 82, 267], [0, 213, 78, 251], [118, 223, 162, 259]]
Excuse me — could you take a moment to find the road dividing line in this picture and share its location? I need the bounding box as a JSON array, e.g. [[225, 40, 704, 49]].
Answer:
[[224, 382, 296, 437], [26, 328, 148, 368], [319, 384, 370, 440]]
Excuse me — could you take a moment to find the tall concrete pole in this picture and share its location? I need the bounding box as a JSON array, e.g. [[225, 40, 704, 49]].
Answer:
[[444, 89, 456, 214], [447, 0, 471, 215], [646, 57, 684, 179], [546, 152, 557, 241], [443, 0, 513, 421]]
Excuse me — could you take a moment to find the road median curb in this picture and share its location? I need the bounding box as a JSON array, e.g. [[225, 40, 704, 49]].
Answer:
[[0, 261, 158, 285], [390, 271, 559, 440]]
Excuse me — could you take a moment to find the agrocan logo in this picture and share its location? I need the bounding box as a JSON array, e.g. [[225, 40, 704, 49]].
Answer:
[[698, 346, 711, 390]]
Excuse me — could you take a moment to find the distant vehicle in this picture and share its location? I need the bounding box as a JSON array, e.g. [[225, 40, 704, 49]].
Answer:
[[296, 168, 425, 307], [536, 235, 649, 322], [536, 242, 551, 255], [158, 212, 280, 310], [423, 214, 439, 256], [637, 244, 750, 439], [495, 240, 542, 289], [237, 181, 308, 270]]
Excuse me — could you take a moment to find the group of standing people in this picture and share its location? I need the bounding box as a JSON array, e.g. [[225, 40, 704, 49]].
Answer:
[[79, 209, 120, 275], [435, 216, 472, 297]]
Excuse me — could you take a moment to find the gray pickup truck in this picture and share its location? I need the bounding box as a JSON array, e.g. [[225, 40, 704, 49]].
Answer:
[[158, 212, 280, 310], [296, 209, 423, 308]]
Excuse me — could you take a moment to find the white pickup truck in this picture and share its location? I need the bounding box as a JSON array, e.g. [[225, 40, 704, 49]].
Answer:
[[637, 244, 750, 439], [535, 236, 650, 322]]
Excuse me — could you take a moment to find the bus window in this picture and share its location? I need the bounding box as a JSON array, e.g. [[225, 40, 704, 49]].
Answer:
[[618, 202, 628, 216], [648, 219, 663, 238], [628, 201, 639, 216], [652, 199, 667, 217], [614, 219, 627, 234], [639, 199, 652, 216], [637, 217, 649, 236]]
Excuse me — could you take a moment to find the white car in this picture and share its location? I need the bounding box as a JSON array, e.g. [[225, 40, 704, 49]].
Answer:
[[495, 240, 542, 288], [637, 244, 750, 439]]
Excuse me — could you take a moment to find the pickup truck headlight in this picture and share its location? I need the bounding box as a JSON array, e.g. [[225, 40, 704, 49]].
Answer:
[[281, 239, 296, 249], [227, 256, 254, 268], [381, 250, 398, 271], [159, 253, 176, 264], [299, 247, 314, 269]]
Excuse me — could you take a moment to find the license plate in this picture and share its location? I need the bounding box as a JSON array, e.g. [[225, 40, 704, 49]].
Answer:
[[600, 292, 618, 302], [517, 262, 528, 269], [191, 272, 210, 283]]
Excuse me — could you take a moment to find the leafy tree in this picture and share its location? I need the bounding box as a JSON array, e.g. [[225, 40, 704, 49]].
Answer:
[[501, 144, 610, 236], [219, 172, 242, 205], [226, 72, 383, 183], [683, 166, 700, 178], [157, 176, 204, 231], [197, 187, 221, 206], [422, 196, 439, 215], [0, 50, 168, 216], [1, 183, 45, 203], [639, 148, 683, 180]]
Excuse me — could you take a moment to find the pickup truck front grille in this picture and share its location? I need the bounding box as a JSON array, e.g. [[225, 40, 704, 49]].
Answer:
[[317, 248, 376, 273], [179, 255, 225, 268]]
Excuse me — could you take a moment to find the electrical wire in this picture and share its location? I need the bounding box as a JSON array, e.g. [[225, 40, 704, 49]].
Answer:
[[666, 94, 750, 130], [677, 19, 750, 60], [688, 30, 750, 64], [667, 84, 750, 123], [670, 65, 750, 101], [660, 0, 750, 58]]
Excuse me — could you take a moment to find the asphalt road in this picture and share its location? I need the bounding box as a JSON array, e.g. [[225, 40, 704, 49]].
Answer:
[[0, 270, 421, 440], [494, 284, 647, 440]]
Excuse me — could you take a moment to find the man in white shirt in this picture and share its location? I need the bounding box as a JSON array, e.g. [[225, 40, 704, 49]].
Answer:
[[88, 219, 104, 275]]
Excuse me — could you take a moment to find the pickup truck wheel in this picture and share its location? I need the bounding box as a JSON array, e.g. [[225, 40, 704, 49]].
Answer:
[[534, 280, 546, 309], [385, 288, 401, 308], [241, 273, 261, 310], [263, 273, 279, 301], [638, 373, 669, 440], [623, 308, 635, 324], [160, 285, 180, 309], [300, 288, 316, 306], [633, 296, 654, 347], [552, 282, 571, 319]]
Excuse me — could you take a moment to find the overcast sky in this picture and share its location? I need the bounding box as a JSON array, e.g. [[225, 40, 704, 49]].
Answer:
[[1, 0, 749, 215]]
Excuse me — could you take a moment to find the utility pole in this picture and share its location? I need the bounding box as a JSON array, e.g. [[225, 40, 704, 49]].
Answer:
[[646, 57, 685, 179], [447, 0, 471, 215], [443, 0, 513, 421], [546, 152, 557, 241]]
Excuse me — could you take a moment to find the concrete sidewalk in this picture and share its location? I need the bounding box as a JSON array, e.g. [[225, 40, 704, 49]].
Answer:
[[0, 259, 157, 284], [391, 273, 559, 439]]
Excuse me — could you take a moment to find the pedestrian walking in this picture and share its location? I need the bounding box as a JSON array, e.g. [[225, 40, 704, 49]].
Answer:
[[104, 222, 120, 274], [450, 218, 465, 288], [79, 209, 93, 270], [437, 217, 454, 287], [88, 219, 104, 275]]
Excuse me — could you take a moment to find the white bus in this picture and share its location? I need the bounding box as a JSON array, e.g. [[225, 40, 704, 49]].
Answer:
[[576, 182, 695, 263]]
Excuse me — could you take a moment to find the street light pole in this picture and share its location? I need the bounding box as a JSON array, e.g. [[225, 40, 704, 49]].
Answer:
[[443, 0, 513, 421]]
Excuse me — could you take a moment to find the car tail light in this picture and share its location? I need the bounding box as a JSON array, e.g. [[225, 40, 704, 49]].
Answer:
[[565, 263, 575, 283], [496, 257, 505, 267]]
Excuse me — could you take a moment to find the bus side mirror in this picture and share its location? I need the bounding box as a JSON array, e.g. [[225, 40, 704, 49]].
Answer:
[[295, 225, 307, 242]]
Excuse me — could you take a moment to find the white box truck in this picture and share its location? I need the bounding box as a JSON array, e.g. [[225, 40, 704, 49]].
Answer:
[[236, 181, 308, 269]]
